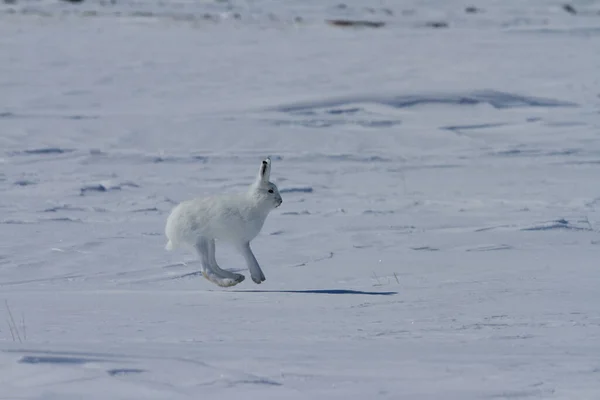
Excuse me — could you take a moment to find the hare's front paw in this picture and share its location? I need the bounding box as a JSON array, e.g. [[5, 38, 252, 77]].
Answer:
[[251, 270, 266, 284]]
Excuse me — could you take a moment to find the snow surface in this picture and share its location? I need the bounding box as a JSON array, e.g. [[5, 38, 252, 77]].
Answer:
[[2, 0, 600, 398]]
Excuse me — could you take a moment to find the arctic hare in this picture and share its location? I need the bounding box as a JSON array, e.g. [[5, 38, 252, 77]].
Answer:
[[165, 157, 282, 287]]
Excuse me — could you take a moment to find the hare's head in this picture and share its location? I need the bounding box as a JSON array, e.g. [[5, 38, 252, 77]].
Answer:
[[250, 157, 282, 209]]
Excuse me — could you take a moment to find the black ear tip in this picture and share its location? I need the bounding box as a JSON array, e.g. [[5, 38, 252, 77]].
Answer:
[[262, 160, 268, 165]]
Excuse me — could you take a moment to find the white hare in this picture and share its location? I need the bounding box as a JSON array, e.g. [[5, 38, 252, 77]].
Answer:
[[165, 157, 282, 287]]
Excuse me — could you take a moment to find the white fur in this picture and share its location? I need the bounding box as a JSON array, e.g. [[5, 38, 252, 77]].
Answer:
[[165, 157, 282, 287]]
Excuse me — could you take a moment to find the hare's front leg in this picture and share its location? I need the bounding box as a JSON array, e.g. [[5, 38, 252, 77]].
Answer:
[[195, 238, 243, 288], [238, 242, 266, 284]]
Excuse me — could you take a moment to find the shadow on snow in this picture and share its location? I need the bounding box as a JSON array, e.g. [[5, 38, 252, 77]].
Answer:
[[231, 289, 397, 295]]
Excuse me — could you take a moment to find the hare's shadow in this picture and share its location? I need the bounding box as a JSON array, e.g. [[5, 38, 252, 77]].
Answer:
[[171, 269, 397, 295], [231, 289, 397, 296]]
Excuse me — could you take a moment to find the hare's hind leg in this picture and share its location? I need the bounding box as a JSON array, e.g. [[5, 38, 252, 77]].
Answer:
[[207, 239, 245, 284], [238, 242, 266, 284], [195, 238, 244, 288], [195, 238, 220, 285]]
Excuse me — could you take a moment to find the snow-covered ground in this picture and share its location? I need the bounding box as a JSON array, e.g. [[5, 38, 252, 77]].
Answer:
[[1, 0, 600, 398]]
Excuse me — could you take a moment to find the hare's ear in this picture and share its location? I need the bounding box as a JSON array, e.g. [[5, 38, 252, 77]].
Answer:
[[257, 157, 271, 184]]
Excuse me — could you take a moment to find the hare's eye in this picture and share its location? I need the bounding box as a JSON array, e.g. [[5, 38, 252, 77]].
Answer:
[[268, 189, 274, 193]]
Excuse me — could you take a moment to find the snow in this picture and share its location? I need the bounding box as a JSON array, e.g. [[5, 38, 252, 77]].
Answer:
[[1, 0, 600, 398]]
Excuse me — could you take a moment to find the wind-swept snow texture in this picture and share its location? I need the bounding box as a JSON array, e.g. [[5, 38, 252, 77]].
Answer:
[[1, 0, 600, 399]]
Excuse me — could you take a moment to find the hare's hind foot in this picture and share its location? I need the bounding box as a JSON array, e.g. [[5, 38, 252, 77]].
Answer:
[[197, 238, 246, 288], [219, 274, 245, 287], [201, 269, 245, 287]]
